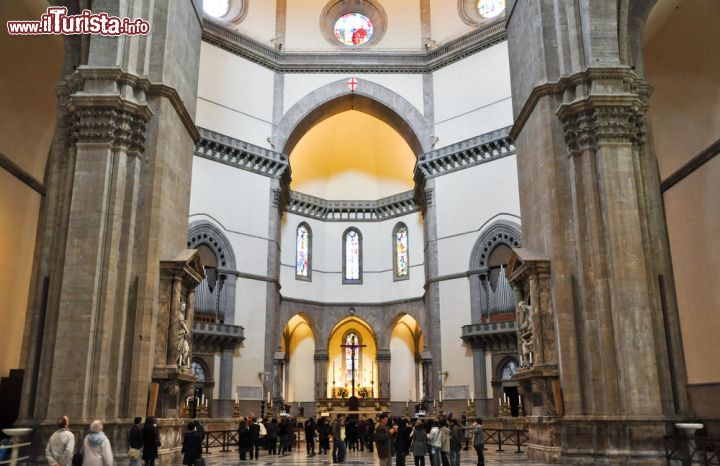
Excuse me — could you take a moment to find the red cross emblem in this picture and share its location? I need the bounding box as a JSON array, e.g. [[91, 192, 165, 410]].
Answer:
[[347, 77, 358, 92]]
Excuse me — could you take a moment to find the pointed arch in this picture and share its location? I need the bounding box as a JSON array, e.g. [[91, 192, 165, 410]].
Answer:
[[188, 221, 237, 270], [295, 222, 312, 281], [342, 226, 363, 284], [274, 78, 431, 156], [469, 220, 522, 270]]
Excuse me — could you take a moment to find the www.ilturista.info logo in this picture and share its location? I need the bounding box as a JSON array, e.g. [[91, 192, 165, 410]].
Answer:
[[7, 7, 150, 36]]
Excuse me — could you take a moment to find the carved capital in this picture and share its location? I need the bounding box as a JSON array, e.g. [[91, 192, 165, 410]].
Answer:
[[69, 106, 149, 153], [557, 96, 646, 153]]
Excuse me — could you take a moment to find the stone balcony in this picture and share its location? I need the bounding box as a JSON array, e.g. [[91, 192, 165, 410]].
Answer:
[[461, 320, 517, 351], [193, 321, 245, 352]]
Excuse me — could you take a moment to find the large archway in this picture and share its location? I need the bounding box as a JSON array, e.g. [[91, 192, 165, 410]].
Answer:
[[283, 314, 317, 402], [389, 314, 423, 402], [273, 78, 431, 156], [327, 316, 378, 399]]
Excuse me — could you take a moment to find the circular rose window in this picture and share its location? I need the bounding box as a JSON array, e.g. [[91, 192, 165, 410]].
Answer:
[[477, 0, 505, 19], [334, 13, 374, 46]]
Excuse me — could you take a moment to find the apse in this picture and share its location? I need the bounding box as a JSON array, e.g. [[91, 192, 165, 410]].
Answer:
[[288, 110, 416, 200]]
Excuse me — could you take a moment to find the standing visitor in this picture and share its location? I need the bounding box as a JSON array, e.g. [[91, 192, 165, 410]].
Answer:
[[366, 418, 375, 452], [409, 420, 427, 466], [318, 418, 330, 454], [440, 420, 451, 466], [471, 419, 484, 466], [304, 418, 316, 456], [82, 420, 113, 466], [141, 417, 160, 466], [45, 416, 75, 466], [248, 416, 261, 459], [449, 420, 462, 466], [181, 422, 203, 466], [395, 418, 410, 466], [331, 414, 346, 464], [373, 414, 397, 466], [127, 417, 143, 466], [237, 417, 251, 460], [266, 418, 279, 455], [427, 421, 442, 466]]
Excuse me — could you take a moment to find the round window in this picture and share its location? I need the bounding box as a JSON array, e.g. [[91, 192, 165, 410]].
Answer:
[[334, 13, 374, 46], [477, 0, 505, 19], [203, 0, 230, 18]]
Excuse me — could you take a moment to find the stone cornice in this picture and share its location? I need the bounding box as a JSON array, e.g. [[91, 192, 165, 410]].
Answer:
[[61, 66, 200, 142], [510, 67, 646, 140], [202, 19, 506, 73], [414, 126, 515, 179], [194, 127, 291, 181], [286, 190, 419, 222]]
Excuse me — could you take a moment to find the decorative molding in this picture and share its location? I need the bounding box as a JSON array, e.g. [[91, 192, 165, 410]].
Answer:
[[510, 66, 646, 141], [62, 66, 199, 143], [415, 126, 515, 179], [68, 105, 149, 153], [194, 127, 290, 181], [319, 0, 387, 48], [469, 220, 522, 269], [202, 19, 506, 73], [461, 320, 517, 351], [187, 221, 237, 270], [286, 190, 419, 222]]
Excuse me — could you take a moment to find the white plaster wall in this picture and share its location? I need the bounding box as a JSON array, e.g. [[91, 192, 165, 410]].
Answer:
[[197, 42, 275, 148], [232, 0, 277, 43], [279, 212, 425, 302], [233, 277, 270, 394], [432, 42, 513, 147], [287, 323, 316, 402], [284, 0, 421, 50], [485, 352, 493, 396], [390, 326, 418, 401], [429, 0, 474, 42], [435, 156, 521, 275], [439, 278, 474, 391], [283, 74, 425, 118]]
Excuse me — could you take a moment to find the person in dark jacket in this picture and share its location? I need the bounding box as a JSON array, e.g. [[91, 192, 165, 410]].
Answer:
[[410, 420, 427, 466], [318, 418, 331, 454], [374, 414, 397, 466], [128, 417, 144, 466], [278, 418, 289, 455], [141, 417, 161, 466], [345, 419, 357, 451], [181, 422, 203, 466], [237, 417, 251, 460], [395, 418, 411, 466], [366, 419, 375, 452], [248, 417, 261, 459], [304, 418, 316, 456], [266, 419, 279, 455], [449, 419, 463, 466]]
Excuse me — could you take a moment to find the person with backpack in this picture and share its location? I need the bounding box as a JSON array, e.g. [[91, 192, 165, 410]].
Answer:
[[82, 420, 113, 466], [127, 417, 143, 466], [471, 418, 484, 466], [45, 416, 75, 466]]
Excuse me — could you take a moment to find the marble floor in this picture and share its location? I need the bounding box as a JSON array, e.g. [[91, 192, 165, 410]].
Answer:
[[204, 447, 547, 466]]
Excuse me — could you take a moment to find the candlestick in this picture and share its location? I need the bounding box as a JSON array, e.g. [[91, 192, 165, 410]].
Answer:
[[433, 400, 436, 408], [267, 391, 271, 403], [467, 398, 470, 407], [498, 398, 501, 407]]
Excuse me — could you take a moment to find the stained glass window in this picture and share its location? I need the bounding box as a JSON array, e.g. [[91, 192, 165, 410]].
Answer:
[[477, 0, 505, 19], [203, 0, 230, 18], [344, 229, 361, 281], [334, 13, 374, 46], [344, 333, 361, 385], [394, 223, 409, 278], [296, 224, 310, 278]]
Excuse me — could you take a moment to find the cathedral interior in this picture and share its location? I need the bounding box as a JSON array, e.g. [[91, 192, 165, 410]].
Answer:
[[0, 0, 718, 464]]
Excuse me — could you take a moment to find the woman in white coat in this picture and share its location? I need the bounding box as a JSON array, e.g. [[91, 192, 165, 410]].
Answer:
[[82, 420, 113, 466]]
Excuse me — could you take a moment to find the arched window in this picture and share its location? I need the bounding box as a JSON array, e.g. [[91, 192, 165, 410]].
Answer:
[[343, 332, 362, 387], [296, 223, 312, 281], [343, 227, 362, 284], [393, 223, 409, 281]]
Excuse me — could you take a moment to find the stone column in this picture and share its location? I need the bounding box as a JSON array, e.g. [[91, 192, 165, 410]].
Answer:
[[314, 350, 329, 400], [219, 346, 234, 417], [272, 357, 285, 401], [506, 2, 688, 462], [471, 345, 487, 400], [18, 1, 202, 460], [376, 350, 391, 399], [420, 351, 433, 402]]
